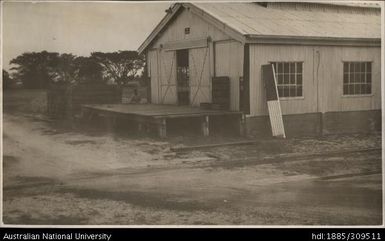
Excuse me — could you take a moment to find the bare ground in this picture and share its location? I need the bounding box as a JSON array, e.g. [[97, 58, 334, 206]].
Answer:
[[2, 89, 383, 225]]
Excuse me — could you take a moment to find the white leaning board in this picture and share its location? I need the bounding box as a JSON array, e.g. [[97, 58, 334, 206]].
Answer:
[[262, 64, 286, 138], [267, 100, 286, 138]]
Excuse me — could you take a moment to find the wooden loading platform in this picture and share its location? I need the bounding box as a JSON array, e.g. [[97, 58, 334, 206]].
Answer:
[[81, 104, 245, 138]]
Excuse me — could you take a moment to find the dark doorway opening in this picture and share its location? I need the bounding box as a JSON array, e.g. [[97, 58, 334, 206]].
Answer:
[[176, 49, 190, 105]]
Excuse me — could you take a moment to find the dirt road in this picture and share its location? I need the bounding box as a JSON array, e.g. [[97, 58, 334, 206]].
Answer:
[[2, 90, 383, 225], [3, 112, 382, 225]]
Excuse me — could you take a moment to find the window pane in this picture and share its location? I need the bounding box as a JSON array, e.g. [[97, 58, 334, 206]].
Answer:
[[355, 84, 359, 94], [351, 72, 355, 83], [366, 73, 371, 83], [361, 84, 367, 94], [360, 63, 364, 72], [343, 84, 348, 95], [289, 74, 295, 84], [289, 63, 295, 74], [289, 86, 296, 97], [347, 85, 353, 95], [297, 86, 302, 96], [355, 73, 360, 83], [356, 73, 361, 83], [277, 86, 283, 97], [354, 63, 359, 72], [366, 84, 372, 94], [351, 84, 356, 95], [343, 73, 349, 84], [367, 62, 371, 72], [284, 63, 289, 73], [278, 63, 283, 74], [363, 84, 368, 94], [297, 74, 302, 85], [343, 62, 348, 73], [354, 63, 360, 73], [283, 86, 289, 97], [362, 84, 367, 94], [277, 74, 283, 84], [284, 74, 289, 84], [360, 73, 366, 83], [297, 62, 302, 73], [354, 84, 360, 94]]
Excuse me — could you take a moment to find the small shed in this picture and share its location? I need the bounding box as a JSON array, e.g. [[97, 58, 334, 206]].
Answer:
[[138, 2, 381, 137]]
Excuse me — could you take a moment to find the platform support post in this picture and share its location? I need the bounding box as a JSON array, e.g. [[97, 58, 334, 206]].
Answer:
[[158, 118, 167, 138], [202, 115, 210, 137], [105, 115, 117, 132], [240, 114, 246, 136], [80, 107, 85, 119]]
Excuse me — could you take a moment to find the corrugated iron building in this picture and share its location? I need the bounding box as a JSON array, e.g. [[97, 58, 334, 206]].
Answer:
[[138, 2, 381, 137]]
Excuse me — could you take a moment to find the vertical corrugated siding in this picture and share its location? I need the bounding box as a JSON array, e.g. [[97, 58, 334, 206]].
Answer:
[[249, 44, 381, 116], [152, 7, 229, 49], [189, 47, 211, 106], [215, 40, 243, 111], [318, 46, 381, 112], [250, 44, 316, 116]]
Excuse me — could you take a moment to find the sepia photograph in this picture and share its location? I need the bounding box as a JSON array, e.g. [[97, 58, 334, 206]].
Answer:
[[1, 0, 383, 227]]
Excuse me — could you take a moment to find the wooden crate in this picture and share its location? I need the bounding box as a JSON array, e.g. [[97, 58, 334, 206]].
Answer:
[[212, 76, 230, 110]]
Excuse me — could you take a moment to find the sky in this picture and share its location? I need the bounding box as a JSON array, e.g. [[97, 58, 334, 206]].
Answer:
[[2, 1, 170, 71]]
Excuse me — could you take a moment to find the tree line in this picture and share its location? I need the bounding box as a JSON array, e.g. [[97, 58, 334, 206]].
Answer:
[[3, 50, 146, 89]]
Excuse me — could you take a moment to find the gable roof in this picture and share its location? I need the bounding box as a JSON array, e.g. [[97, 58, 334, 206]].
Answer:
[[138, 2, 381, 54]]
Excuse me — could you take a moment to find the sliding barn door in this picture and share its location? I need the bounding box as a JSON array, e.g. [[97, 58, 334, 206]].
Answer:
[[148, 50, 159, 104], [159, 50, 177, 104], [189, 47, 211, 106]]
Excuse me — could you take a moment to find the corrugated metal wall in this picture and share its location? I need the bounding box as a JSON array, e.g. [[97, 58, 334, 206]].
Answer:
[[215, 40, 243, 111], [146, 5, 380, 114], [249, 44, 381, 116], [317, 46, 381, 112], [151, 7, 229, 49]]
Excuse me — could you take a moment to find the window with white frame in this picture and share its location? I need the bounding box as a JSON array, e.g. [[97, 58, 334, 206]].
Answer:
[[343, 62, 372, 95], [271, 62, 303, 98]]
